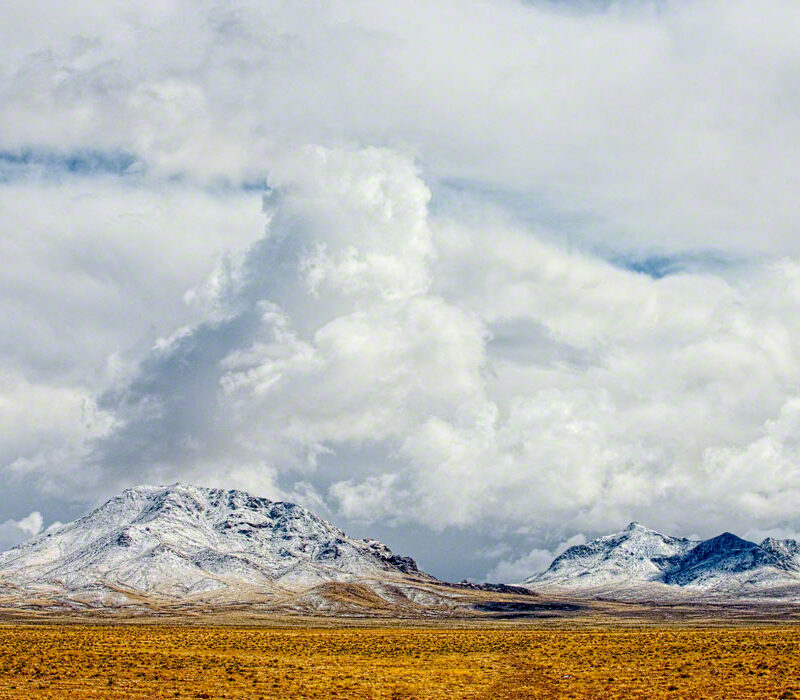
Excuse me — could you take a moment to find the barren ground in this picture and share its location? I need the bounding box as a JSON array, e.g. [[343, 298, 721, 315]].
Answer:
[[1, 615, 800, 699]]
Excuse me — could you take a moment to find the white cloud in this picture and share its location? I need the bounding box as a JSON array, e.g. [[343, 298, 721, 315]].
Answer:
[[11, 142, 800, 560], [0, 511, 43, 551], [0, 372, 113, 493], [62, 142, 799, 544], [82, 147, 489, 498], [0, 180, 262, 505], [2, 0, 800, 254], [0, 180, 262, 382], [4, 0, 800, 580], [485, 549, 555, 585], [14, 511, 43, 537], [485, 534, 588, 583], [702, 397, 800, 525]]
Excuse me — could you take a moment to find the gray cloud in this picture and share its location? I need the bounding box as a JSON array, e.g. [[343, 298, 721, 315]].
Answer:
[[487, 317, 598, 368]]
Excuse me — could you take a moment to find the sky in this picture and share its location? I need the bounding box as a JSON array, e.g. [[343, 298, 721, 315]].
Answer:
[[2, 0, 800, 582]]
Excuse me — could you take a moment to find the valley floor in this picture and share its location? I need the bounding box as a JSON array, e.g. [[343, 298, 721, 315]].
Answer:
[[1, 622, 799, 699]]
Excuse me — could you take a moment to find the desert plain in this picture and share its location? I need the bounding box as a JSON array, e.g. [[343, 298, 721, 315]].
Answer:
[[1, 602, 800, 700]]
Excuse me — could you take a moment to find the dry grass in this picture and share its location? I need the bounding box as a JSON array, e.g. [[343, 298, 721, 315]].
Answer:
[[1, 624, 799, 698]]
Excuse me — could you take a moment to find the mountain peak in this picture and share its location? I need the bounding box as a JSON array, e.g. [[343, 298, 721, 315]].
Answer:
[[760, 537, 800, 568], [713, 531, 744, 543], [526, 522, 695, 588], [0, 483, 431, 604], [526, 524, 800, 600]]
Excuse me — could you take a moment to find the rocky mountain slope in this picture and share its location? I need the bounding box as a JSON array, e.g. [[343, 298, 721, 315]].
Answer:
[[0, 483, 440, 610], [5, 486, 800, 612], [525, 523, 800, 601]]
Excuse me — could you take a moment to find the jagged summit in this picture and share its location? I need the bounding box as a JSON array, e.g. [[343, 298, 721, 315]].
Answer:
[[662, 532, 789, 586], [0, 483, 430, 605], [761, 537, 800, 562], [526, 522, 697, 590], [525, 523, 800, 601]]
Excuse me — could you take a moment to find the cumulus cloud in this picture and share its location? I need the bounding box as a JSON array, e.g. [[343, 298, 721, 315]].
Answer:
[[85, 146, 489, 505], [485, 535, 588, 584], [702, 397, 800, 530], [78, 143, 800, 546], [485, 549, 555, 585], [0, 177, 262, 510], [4, 0, 800, 581], [0, 511, 43, 552]]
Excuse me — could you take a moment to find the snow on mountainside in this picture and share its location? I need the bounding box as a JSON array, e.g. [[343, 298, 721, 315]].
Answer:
[[761, 537, 800, 567], [0, 483, 431, 605], [525, 523, 800, 601], [662, 533, 792, 587], [527, 522, 698, 588]]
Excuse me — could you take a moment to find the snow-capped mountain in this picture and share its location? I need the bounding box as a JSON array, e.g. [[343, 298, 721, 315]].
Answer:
[[0, 483, 432, 606], [525, 523, 800, 601], [661, 532, 791, 587], [527, 522, 698, 589]]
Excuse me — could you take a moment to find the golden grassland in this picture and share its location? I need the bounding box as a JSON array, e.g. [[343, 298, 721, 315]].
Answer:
[[1, 623, 800, 699]]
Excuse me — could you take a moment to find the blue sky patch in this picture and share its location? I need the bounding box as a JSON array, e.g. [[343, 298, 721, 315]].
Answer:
[[0, 148, 141, 182], [612, 251, 734, 279]]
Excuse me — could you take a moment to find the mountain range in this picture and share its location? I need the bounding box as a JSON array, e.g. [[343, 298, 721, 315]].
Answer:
[[524, 521, 800, 601], [2, 485, 800, 614]]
